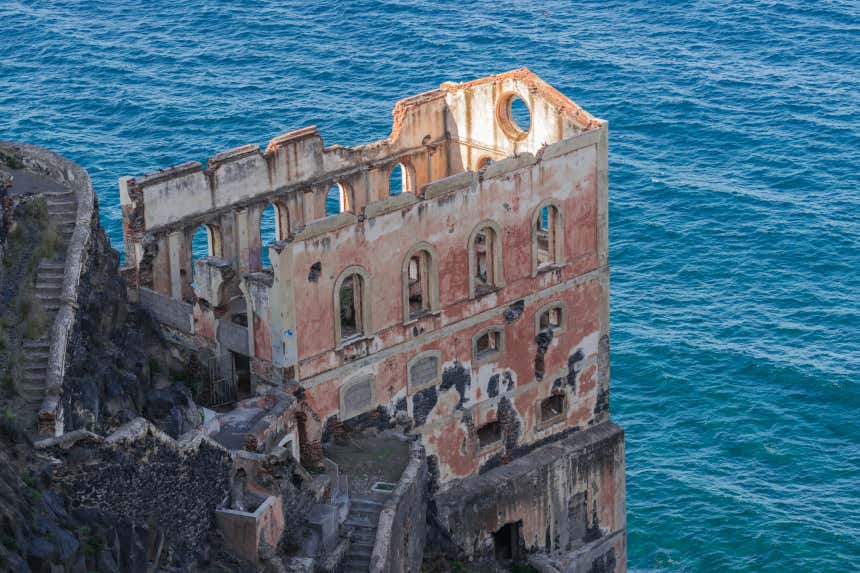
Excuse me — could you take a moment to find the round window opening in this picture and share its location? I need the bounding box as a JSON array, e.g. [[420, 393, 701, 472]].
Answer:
[[497, 92, 531, 141]]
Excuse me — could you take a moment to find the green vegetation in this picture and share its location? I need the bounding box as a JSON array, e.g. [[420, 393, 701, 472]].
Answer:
[[0, 152, 22, 170], [18, 292, 49, 339]]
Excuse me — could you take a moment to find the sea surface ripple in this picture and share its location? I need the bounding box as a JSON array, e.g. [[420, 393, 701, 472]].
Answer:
[[2, 1, 858, 571]]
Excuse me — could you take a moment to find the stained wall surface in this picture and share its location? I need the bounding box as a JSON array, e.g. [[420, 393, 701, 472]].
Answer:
[[119, 68, 613, 489]]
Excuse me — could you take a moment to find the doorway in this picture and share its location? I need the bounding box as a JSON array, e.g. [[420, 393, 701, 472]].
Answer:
[[232, 352, 251, 397], [493, 521, 522, 562]]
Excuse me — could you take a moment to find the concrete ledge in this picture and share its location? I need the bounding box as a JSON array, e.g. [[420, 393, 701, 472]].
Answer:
[[482, 152, 536, 180], [422, 171, 477, 200], [139, 287, 194, 333], [265, 125, 320, 153], [364, 192, 418, 219], [540, 127, 604, 163], [135, 161, 204, 188], [208, 144, 262, 169], [298, 211, 358, 242]]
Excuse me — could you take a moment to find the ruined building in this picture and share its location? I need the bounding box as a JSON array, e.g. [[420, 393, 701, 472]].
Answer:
[[61, 68, 623, 570]]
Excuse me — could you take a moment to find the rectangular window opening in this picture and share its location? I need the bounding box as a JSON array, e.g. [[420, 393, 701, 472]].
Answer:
[[475, 330, 501, 361], [477, 420, 502, 449]]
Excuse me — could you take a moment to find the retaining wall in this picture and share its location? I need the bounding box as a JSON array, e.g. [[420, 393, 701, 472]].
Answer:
[[370, 441, 428, 573]]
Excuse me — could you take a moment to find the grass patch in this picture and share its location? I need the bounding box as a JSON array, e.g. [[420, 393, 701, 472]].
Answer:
[[0, 152, 22, 170], [18, 293, 49, 339]]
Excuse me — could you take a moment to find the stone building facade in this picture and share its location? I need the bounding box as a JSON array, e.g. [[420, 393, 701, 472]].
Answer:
[[119, 68, 625, 569]]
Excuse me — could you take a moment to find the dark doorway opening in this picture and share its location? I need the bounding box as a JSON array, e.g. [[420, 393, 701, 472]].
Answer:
[[493, 521, 522, 562], [232, 352, 251, 397]]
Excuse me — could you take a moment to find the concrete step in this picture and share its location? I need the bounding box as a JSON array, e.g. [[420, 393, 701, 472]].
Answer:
[[18, 389, 45, 403], [350, 544, 373, 558], [38, 261, 65, 271], [18, 381, 46, 392], [350, 507, 382, 520], [347, 556, 370, 571], [345, 519, 377, 530], [23, 363, 48, 372], [351, 499, 383, 509], [23, 339, 50, 349]]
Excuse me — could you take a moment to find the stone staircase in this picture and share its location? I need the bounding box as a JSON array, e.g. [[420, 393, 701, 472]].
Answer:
[[18, 190, 76, 417], [344, 498, 383, 572]]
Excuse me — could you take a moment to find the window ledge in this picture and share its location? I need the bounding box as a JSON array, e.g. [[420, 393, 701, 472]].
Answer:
[[478, 441, 504, 455], [535, 262, 568, 276], [471, 286, 503, 300], [403, 309, 442, 327], [336, 335, 374, 351], [537, 415, 565, 432]]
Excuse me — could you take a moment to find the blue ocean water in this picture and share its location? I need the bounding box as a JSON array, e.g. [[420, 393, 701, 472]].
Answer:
[[2, 1, 858, 570]]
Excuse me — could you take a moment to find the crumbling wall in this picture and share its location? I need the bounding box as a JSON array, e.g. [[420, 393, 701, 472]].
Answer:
[[369, 442, 428, 573], [42, 419, 232, 559], [432, 422, 625, 571]]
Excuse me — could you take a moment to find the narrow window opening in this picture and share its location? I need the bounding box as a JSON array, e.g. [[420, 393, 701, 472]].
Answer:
[[477, 420, 502, 449], [473, 229, 495, 295], [407, 251, 430, 318], [339, 274, 363, 340], [191, 224, 214, 281], [536, 205, 558, 268], [232, 352, 251, 397], [260, 203, 276, 267]]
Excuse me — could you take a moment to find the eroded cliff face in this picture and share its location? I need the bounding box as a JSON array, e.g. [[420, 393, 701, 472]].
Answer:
[[60, 212, 201, 437]]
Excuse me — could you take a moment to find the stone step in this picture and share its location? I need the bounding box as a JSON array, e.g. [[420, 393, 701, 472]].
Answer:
[[38, 261, 65, 271], [23, 363, 48, 372], [23, 339, 50, 349], [350, 507, 382, 519], [350, 544, 374, 558], [18, 389, 45, 403], [344, 519, 377, 530], [19, 379, 45, 389], [19, 368, 46, 379], [351, 499, 384, 509], [24, 351, 50, 361], [347, 556, 370, 571]]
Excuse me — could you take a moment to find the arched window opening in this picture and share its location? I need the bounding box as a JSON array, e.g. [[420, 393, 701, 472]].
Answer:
[[339, 273, 364, 340], [407, 251, 430, 318], [468, 221, 503, 298], [389, 163, 412, 196], [326, 183, 348, 216], [402, 243, 439, 323], [473, 227, 499, 295], [260, 203, 277, 267], [191, 224, 218, 281], [536, 205, 558, 267]]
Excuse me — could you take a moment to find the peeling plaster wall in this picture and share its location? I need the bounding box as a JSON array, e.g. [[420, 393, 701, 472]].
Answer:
[[120, 69, 612, 489], [433, 421, 625, 571]]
